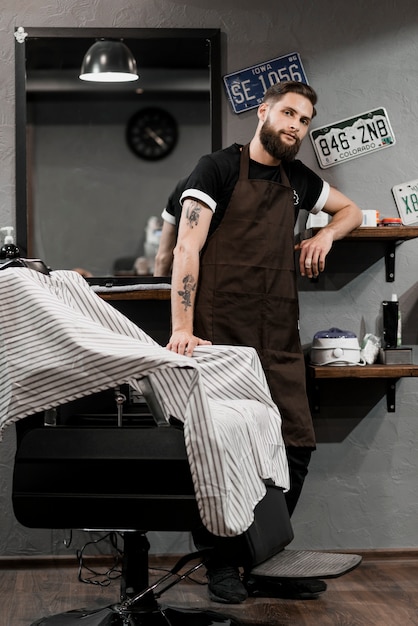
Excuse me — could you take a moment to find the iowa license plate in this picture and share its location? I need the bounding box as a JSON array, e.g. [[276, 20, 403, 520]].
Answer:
[[310, 108, 395, 169], [392, 178, 418, 225], [223, 53, 307, 114]]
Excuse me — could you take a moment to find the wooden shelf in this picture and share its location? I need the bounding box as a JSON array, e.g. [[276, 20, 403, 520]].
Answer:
[[99, 289, 170, 301], [305, 227, 418, 410], [313, 226, 418, 240], [307, 363, 418, 413], [307, 363, 418, 379], [312, 226, 418, 281]]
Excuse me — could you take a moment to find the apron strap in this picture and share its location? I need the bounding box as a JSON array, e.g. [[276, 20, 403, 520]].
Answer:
[[239, 143, 251, 181]]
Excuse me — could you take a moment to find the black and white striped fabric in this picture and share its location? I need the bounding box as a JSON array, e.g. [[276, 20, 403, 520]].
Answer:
[[0, 268, 289, 536]]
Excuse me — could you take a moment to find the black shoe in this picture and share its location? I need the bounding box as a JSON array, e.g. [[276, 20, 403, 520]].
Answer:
[[245, 576, 327, 600], [207, 564, 248, 604]]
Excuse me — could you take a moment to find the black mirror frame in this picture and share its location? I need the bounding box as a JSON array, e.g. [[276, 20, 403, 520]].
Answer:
[[14, 27, 222, 255]]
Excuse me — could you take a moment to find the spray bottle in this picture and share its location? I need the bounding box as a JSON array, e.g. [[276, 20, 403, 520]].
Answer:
[[1, 226, 14, 244]]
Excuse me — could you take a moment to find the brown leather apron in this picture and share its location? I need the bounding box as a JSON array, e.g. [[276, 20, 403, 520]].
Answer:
[[194, 144, 315, 448]]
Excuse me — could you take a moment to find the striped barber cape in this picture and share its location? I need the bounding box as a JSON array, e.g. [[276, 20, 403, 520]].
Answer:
[[0, 267, 289, 537]]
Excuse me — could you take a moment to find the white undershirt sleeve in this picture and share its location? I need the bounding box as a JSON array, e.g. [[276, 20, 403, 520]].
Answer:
[[161, 208, 176, 225], [311, 181, 330, 214], [180, 188, 217, 212]]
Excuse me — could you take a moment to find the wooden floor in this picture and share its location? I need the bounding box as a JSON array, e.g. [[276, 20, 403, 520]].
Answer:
[[1, 551, 418, 625]]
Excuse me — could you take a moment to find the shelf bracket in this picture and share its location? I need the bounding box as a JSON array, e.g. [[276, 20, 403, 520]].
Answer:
[[386, 379, 398, 412], [310, 378, 400, 414], [385, 241, 396, 282], [311, 383, 321, 414]]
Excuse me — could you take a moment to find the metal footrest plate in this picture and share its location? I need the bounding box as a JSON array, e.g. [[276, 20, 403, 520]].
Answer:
[[250, 549, 362, 580]]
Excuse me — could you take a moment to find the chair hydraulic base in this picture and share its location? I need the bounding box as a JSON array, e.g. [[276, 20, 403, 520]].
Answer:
[[30, 549, 242, 626], [30, 605, 240, 626]]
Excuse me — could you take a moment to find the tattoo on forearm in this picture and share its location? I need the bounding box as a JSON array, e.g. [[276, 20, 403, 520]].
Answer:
[[185, 201, 201, 228], [178, 274, 196, 310]]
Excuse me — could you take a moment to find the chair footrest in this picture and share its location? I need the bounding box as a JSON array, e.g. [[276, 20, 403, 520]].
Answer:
[[249, 549, 362, 580]]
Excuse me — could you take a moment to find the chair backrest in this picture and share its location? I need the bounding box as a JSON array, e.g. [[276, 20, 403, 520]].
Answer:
[[13, 386, 294, 569], [13, 412, 202, 532]]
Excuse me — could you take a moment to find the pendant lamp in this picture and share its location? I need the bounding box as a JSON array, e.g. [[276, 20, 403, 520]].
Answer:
[[79, 39, 139, 83]]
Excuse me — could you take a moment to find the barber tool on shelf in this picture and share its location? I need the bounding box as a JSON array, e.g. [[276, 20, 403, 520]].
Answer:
[[380, 295, 412, 364], [0, 226, 20, 260], [310, 327, 365, 367], [0, 226, 50, 274], [382, 294, 401, 349]]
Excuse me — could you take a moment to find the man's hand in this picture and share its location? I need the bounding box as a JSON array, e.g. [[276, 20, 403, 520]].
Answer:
[[296, 228, 334, 278], [296, 187, 363, 278], [167, 330, 212, 357]]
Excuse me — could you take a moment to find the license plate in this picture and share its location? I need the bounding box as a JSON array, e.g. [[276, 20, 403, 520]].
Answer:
[[310, 108, 396, 169], [223, 53, 308, 114], [392, 178, 418, 225]]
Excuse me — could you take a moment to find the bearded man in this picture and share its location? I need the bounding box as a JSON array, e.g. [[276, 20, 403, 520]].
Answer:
[[154, 81, 362, 604]]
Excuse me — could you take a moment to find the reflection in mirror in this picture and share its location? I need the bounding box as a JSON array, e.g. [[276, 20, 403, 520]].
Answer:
[[15, 28, 221, 276]]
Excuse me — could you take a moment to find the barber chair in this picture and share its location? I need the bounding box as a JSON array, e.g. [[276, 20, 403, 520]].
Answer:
[[13, 385, 245, 625], [12, 380, 362, 626], [6, 262, 361, 625]]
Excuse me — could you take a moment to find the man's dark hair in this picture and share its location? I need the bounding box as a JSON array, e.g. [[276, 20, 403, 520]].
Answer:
[[262, 81, 317, 118]]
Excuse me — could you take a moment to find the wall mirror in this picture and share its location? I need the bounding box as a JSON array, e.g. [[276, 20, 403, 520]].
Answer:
[[15, 27, 221, 276]]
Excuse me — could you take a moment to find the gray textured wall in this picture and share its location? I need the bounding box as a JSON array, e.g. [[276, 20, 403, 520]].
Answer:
[[1, 0, 418, 557]]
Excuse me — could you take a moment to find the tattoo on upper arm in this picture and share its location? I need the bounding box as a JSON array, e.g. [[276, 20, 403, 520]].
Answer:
[[178, 274, 196, 310], [185, 201, 201, 228]]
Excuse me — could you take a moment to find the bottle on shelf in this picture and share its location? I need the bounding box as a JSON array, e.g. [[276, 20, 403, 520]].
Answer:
[[382, 294, 401, 349]]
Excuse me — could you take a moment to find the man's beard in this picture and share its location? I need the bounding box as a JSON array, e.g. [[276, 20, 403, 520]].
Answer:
[[259, 120, 301, 161]]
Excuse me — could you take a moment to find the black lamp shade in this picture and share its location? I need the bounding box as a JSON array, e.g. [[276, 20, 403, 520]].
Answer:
[[79, 40, 139, 83]]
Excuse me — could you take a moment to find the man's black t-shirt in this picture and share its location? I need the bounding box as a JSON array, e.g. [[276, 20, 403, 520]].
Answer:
[[162, 143, 328, 235]]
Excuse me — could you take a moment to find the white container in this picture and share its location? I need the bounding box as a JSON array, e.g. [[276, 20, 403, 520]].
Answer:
[[310, 328, 363, 366], [360, 210, 377, 227]]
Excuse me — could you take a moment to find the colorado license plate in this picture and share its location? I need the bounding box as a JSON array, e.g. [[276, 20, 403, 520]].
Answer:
[[310, 108, 395, 169]]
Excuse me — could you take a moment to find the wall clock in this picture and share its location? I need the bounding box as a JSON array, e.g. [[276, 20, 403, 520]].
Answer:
[[126, 107, 178, 160]]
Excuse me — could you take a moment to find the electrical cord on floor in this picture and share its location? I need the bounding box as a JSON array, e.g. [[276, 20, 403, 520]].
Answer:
[[73, 532, 207, 589], [148, 565, 207, 586], [76, 531, 123, 587]]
